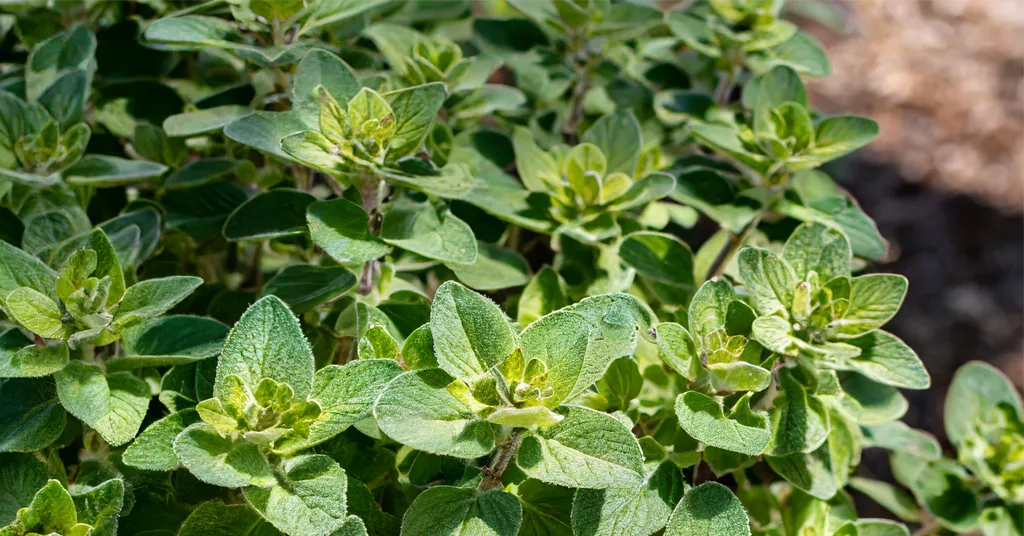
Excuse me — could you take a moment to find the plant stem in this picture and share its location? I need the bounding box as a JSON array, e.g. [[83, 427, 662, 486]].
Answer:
[[478, 429, 523, 492], [704, 191, 783, 281]]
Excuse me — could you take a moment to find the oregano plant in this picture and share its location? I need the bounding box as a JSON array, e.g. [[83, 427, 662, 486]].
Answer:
[[0, 1, 1014, 536]]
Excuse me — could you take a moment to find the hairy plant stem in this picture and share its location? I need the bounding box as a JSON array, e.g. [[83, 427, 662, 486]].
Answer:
[[704, 190, 784, 281], [478, 429, 524, 492]]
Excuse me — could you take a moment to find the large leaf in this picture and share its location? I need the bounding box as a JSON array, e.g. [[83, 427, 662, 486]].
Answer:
[[64, 156, 168, 187], [54, 362, 150, 446], [664, 482, 751, 536], [737, 247, 797, 317], [223, 189, 316, 241], [242, 454, 349, 536], [674, 392, 770, 456], [520, 311, 602, 407], [0, 240, 57, 309], [383, 82, 446, 161], [571, 461, 686, 536], [113, 276, 203, 328], [581, 111, 642, 175], [831, 275, 907, 337], [430, 281, 517, 379], [517, 405, 645, 489], [373, 368, 495, 458], [0, 453, 48, 524], [177, 500, 278, 536], [292, 49, 359, 126], [781, 222, 851, 282], [306, 198, 392, 265], [618, 232, 694, 289], [174, 422, 275, 488], [840, 331, 929, 390], [70, 477, 125, 536], [0, 378, 66, 452], [447, 242, 530, 291], [113, 316, 229, 370], [944, 361, 1022, 450], [123, 409, 200, 471], [215, 295, 315, 405], [379, 201, 477, 264], [0, 329, 68, 378], [263, 264, 356, 313], [401, 486, 522, 536]]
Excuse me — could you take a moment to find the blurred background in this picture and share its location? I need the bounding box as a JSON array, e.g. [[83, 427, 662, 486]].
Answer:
[[787, 0, 1023, 500]]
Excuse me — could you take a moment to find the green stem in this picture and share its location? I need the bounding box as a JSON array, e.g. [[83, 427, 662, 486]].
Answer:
[[478, 429, 523, 492], [704, 190, 783, 281]]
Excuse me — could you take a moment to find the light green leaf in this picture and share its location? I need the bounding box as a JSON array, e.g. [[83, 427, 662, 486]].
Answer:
[[430, 281, 517, 379], [288, 359, 403, 452], [571, 461, 686, 536], [0, 240, 57, 310], [4, 287, 65, 339], [380, 201, 477, 264], [517, 405, 645, 489], [687, 279, 735, 340], [56, 249, 96, 303], [486, 406, 565, 429], [655, 322, 701, 381], [582, 111, 642, 175], [264, 264, 356, 314], [400, 486, 522, 536], [781, 222, 851, 281], [70, 477, 124, 536], [944, 361, 1022, 450], [862, 421, 941, 460], [520, 311, 602, 407], [841, 331, 929, 389], [64, 155, 167, 187], [848, 477, 921, 523], [9, 480, 80, 536], [839, 373, 908, 425], [619, 232, 694, 288], [164, 106, 254, 137], [54, 362, 150, 446], [664, 482, 751, 536], [113, 276, 203, 328], [447, 242, 530, 291], [765, 443, 837, 500], [215, 295, 315, 405], [224, 110, 310, 160], [737, 247, 797, 317], [518, 268, 567, 326], [223, 189, 316, 241], [384, 82, 447, 161], [832, 275, 908, 337], [833, 519, 910, 536], [374, 368, 495, 458], [123, 409, 200, 471], [674, 392, 770, 456], [0, 329, 68, 378], [512, 126, 560, 192], [766, 371, 830, 457], [173, 422, 275, 488], [242, 454, 349, 536], [0, 378, 66, 452], [307, 198, 392, 265], [83, 229, 125, 307], [292, 49, 360, 126], [809, 116, 879, 162]]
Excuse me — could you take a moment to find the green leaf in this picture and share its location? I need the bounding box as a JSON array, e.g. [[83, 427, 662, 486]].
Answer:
[[765, 443, 838, 500], [944, 361, 1022, 450], [520, 311, 601, 407], [224, 110, 310, 160], [164, 182, 248, 241], [306, 198, 392, 265], [215, 295, 315, 405], [173, 422, 275, 488], [0, 453, 48, 524], [123, 409, 200, 471], [0, 378, 66, 452], [687, 279, 735, 340], [486, 406, 565, 428], [9, 480, 81, 535], [264, 264, 356, 314], [841, 331, 929, 389], [384, 82, 447, 161], [291, 359, 403, 451], [242, 454, 349, 536], [862, 421, 941, 460], [596, 357, 644, 412], [571, 461, 686, 536], [380, 201, 477, 264], [292, 49, 360, 126], [517, 405, 645, 489], [848, 477, 921, 523], [809, 116, 879, 162], [737, 247, 797, 317], [619, 232, 694, 288], [0, 329, 68, 378], [606, 172, 676, 212], [447, 242, 530, 291], [655, 322, 701, 381], [518, 268, 567, 326], [833, 519, 910, 536], [64, 155, 167, 187], [766, 371, 830, 457], [400, 486, 522, 536], [664, 482, 751, 536], [374, 368, 495, 458], [223, 189, 316, 241], [512, 126, 560, 192], [781, 222, 851, 282], [56, 248, 95, 303], [163, 106, 254, 137], [164, 157, 245, 189], [114, 316, 229, 370], [674, 392, 770, 456], [0, 240, 57, 310], [581, 111, 642, 175], [70, 477, 124, 536], [113, 276, 203, 328], [84, 229, 126, 307], [430, 281, 517, 379], [516, 479, 573, 536], [54, 362, 150, 446], [831, 275, 907, 337], [839, 373, 908, 425], [4, 287, 65, 339], [177, 500, 278, 536]]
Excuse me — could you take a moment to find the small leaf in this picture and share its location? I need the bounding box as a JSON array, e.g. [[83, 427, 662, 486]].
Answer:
[[430, 281, 517, 380], [571, 461, 686, 536], [306, 198, 392, 265], [848, 477, 921, 523], [292, 49, 359, 126], [781, 222, 851, 282], [944, 361, 1022, 451], [862, 421, 941, 460], [809, 116, 879, 162], [447, 242, 531, 291], [5, 287, 65, 339], [374, 369, 495, 458], [380, 200, 477, 264], [123, 409, 200, 471], [518, 267, 568, 326], [12, 480, 80, 535], [841, 331, 929, 390], [164, 157, 244, 189], [70, 477, 125, 536], [64, 155, 167, 187], [384, 82, 447, 161], [581, 111, 642, 175], [264, 264, 356, 314], [0, 453, 48, 524], [832, 274, 908, 338], [242, 454, 349, 536], [223, 189, 316, 241], [401, 486, 522, 536], [674, 392, 770, 456], [619, 232, 694, 289], [517, 405, 645, 489], [112, 316, 229, 370], [55, 362, 150, 446], [0, 329, 68, 378], [173, 422, 275, 488], [177, 499, 277, 536], [0, 240, 57, 310], [113, 276, 203, 328], [738, 247, 797, 317], [664, 482, 751, 536], [486, 406, 564, 429], [163, 106, 254, 137]]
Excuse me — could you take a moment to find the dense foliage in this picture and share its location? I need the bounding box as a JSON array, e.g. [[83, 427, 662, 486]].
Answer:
[[0, 1, 1019, 535]]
